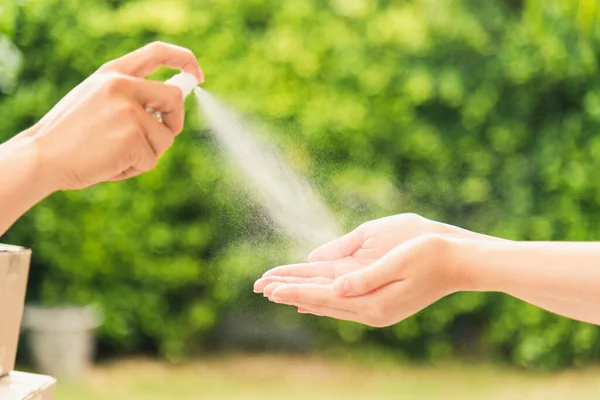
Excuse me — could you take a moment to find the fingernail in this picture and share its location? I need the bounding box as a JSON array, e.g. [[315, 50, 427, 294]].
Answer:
[[253, 278, 270, 293]]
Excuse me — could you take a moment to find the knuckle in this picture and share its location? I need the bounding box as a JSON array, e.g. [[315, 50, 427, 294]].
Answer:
[[156, 136, 175, 156], [167, 84, 185, 104], [400, 213, 423, 224], [145, 158, 158, 171], [180, 47, 195, 60], [148, 41, 169, 54], [165, 134, 175, 148], [420, 233, 446, 247], [121, 125, 141, 145], [170, 118, 185, 136], [102, 74, 130, 95], [410, 234, 449, 259], [138, 161, 157, 174], [97, 60, 116, 73], [115, 101, 138, 119], [137, 148, 158, 172]]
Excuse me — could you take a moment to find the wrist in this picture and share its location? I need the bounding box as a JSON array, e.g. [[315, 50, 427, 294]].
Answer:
[[3, 134, 59, 197], [0, 133, 60, 235], [416, 234, 473, 294], [449, 237, 518, 293], [443, 236, 489, 293]]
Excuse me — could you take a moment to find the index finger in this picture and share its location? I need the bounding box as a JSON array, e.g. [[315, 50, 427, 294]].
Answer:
[[100, 41, 204, 82]]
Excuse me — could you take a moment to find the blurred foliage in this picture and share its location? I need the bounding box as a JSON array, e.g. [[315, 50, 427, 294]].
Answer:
[[2, 0, 600, 368]]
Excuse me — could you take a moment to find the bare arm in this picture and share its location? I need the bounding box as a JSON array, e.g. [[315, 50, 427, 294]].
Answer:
[[0, 132, 54, 236], [261, 237, 600, 327], [460, 241, 600, 324], [0, 42, 203, 238], [514, 295, 600, 324], [257, 213, 600, 326]]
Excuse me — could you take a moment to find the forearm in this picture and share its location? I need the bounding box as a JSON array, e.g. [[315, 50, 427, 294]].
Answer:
[[460, 240, 600, 319], [0, 134, 55, 236], [513, 295, 600, 325]]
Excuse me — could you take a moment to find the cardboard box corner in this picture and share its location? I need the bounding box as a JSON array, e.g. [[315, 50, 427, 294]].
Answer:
[[0, 244, 32, 377], [0, 371, 56, 400]]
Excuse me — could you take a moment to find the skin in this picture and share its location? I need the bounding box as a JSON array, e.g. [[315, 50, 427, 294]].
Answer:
[[0, 42, 203, 237], [255, 214, 600, 326]]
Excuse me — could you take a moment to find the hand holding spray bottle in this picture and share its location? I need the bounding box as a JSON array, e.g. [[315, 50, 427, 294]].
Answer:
[[150, 72, 199, 122]]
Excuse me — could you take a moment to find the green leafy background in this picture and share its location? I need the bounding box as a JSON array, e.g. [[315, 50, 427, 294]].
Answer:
[[1, 0, 600, 369]]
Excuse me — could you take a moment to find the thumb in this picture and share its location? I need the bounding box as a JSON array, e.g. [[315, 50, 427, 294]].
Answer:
[[333, 245, 407, 297], [308, 225, 366, 262]]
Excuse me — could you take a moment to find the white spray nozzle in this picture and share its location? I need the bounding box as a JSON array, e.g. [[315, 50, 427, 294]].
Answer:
[[165, 72, 199, 98], [147, 72, 199, 123]]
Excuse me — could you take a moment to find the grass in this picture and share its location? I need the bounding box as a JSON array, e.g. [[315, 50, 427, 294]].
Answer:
[[56, 354, 600, 400]]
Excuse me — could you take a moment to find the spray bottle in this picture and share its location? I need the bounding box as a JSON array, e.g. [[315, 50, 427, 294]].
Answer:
[[148, 72, 199, 122]]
